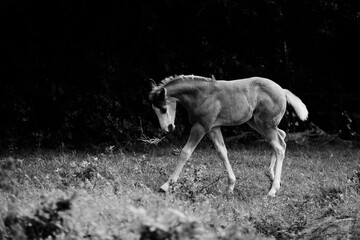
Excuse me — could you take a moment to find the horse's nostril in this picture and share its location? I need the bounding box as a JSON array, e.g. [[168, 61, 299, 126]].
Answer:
[[168, 124, 174, 132]]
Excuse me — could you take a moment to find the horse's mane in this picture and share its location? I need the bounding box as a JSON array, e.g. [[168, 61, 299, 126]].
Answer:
[[161, 74, 213, 86], [149, 75, 215, 100]]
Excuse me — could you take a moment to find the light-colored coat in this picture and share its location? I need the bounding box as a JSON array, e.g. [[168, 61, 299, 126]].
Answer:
[[150, 75, 308, 196]]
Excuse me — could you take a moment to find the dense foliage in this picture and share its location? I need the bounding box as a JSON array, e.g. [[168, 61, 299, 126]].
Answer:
[[1, 0, 360, 148]]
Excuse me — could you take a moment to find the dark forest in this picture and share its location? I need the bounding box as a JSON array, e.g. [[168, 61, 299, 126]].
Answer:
[[1, 0, 360, 149]]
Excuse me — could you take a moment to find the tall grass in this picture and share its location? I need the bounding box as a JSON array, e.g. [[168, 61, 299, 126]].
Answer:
[[0, 143, 359, 239]]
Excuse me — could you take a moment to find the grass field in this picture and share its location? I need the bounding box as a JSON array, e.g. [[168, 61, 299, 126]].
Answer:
[[1, 141, 360, 239]]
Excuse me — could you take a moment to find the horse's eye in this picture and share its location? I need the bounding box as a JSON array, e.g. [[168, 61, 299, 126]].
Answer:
[[160, 107, 167, 114]]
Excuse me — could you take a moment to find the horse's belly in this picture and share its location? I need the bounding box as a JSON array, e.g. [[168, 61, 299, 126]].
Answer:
[[216, 106, 253, 126]]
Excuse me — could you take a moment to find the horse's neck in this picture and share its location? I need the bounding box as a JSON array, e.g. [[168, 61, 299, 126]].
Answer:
[[166, 80, 210, 101], [166, 80, 212, 112]]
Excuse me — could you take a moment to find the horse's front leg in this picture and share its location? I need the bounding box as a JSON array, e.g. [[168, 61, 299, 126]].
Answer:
[[159, 123, 206, 192], [208, 127, 236, 194]]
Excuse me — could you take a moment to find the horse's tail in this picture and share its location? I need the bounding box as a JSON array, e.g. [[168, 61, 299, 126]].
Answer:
[[284, 89, 308, 121]]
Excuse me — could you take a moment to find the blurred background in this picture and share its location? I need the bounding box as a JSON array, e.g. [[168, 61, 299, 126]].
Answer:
[[0, 0, 359, 150]]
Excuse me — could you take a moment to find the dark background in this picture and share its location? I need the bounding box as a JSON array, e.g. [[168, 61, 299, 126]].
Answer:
[[1, 0, 360, 150]]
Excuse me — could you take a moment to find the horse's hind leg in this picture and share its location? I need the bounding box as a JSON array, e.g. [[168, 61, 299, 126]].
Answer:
[[267, 129, 286, 181], [159, 123, 206, 192], [267, 152, 276, 181], [208, 127, 236, 194], [278, 129, 286, 139], [267, 128, 286, 196], [247, 119, 286, 196], [247, 120, 274, 181]]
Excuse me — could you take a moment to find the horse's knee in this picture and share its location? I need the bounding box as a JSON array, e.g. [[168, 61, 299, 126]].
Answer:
[[229, 173, 236, 184], [180, 148, 192, 160], [274, 139, 286, 156], [282, 142, 287, 152], [216, 147, 227, 158], [277, 148, 285, 159], [278, 129, 286, 139]]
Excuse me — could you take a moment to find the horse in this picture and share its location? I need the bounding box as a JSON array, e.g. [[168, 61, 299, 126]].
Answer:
[[149, 74, 308, 196]]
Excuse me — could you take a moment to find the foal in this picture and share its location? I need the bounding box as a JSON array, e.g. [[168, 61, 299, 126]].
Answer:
[[149, 75, 308, 196]]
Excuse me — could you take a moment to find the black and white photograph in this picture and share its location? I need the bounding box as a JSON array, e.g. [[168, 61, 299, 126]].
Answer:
[[1, 1, 360, 239]]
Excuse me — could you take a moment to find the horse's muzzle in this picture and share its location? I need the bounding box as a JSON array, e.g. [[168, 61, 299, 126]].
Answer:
[[167, 124, 174, 132]]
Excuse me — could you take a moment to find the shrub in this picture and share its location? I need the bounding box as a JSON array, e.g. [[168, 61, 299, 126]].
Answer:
[[3, 194, 77, 240], [0, 158, 15, 192], [131, 207, 272, 240], [347, 164, 360, 193]]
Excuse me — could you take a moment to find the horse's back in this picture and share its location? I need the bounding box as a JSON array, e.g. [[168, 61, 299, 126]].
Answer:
[[216, 77, 285, 104], [217, 77, 282, 92], [218, 77, 286, 125]]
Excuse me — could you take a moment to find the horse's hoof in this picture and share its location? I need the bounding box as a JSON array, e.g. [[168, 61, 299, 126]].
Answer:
[[267, 193, 276, 197], [267, 189, 277, 197], [227, 189, 234, 195], [159, 182, 170, 193], [158, 188, 167, 193]]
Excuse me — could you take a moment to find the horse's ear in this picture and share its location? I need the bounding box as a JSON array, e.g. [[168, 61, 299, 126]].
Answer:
[[159, 88, 166, 100], [149, 78, 157, 89], [211, 74, 216, 81]]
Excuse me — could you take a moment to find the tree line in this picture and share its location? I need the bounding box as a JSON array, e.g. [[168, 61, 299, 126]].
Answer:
[[0, 0, 359, 149]]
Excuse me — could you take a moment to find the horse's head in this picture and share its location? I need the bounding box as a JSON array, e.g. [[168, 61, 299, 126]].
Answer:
[[149, 80, 176, 133]]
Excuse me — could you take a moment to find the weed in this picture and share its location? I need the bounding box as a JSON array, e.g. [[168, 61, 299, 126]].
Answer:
[[219, 223, 273, 240], [56, 156, 117, 190], [3, 193, 77, 239], [0, 158, 16, 192], [132, 206, 272, 240], [320, 186, 344, 203], [298, 216, 356, 240], [347, 164, 360, 192], [169, 164, 220, 202]]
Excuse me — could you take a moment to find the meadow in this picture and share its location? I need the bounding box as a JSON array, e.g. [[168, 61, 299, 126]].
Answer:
[[0, 139, 360, 239]]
